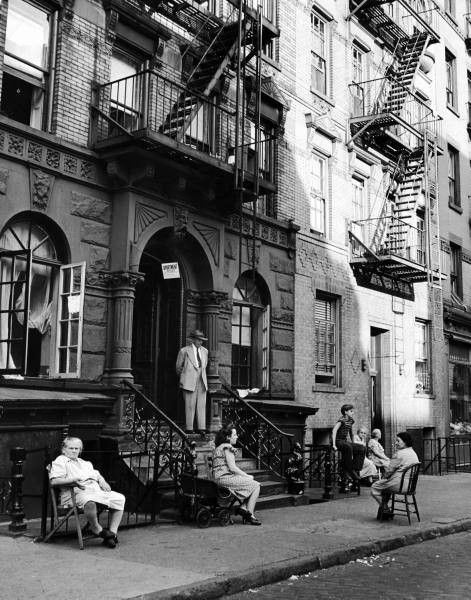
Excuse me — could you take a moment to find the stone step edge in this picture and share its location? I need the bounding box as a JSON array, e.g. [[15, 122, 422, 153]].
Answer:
[[142, 519, 471, 600]]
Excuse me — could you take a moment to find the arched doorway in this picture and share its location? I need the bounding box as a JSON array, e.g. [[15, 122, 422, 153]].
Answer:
[[131, 227, 213, 424]]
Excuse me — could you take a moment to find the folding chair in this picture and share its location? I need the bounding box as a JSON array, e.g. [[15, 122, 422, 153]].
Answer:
[[390, 462, 421, 525], [42, 465, 86, 549]]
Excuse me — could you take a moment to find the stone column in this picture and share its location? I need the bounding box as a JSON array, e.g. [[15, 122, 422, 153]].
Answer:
[[201, 291, 227, 432], [106, 271, 143, 383], [101, 271, 143, 436]]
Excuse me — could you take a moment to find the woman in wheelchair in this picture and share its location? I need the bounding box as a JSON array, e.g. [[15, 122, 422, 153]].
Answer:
[[212, 424, 262, 526], [49, 436, 125, 548]]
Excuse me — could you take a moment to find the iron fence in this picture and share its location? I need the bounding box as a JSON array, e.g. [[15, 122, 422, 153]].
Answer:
[[422, 437, 471, 475]]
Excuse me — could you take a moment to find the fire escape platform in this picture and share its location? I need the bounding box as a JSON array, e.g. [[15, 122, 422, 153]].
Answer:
[[350, 254, 431, 283]]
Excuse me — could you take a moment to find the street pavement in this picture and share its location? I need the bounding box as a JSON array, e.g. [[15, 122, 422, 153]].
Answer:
[[0, 473, 470, 600], [229, 530, 471, 599]]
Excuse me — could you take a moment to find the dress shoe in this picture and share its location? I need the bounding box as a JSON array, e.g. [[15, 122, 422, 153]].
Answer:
[[185, 429, 194, 434], [236, 506, 251, 519], [243, 513, 262, 526], [98, 528, 115, 540], [102, 534, 118, 548]]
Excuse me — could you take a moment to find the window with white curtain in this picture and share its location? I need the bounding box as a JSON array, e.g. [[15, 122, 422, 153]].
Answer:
[[415, 320, 431, 394], [0, 217, 84, 378]]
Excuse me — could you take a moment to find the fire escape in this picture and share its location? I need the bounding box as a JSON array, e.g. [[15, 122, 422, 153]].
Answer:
[[91, 0, 279, 211], [347, 0, 441, 301]]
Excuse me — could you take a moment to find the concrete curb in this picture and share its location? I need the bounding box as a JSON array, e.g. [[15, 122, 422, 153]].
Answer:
[[127, 518, 471, 600]]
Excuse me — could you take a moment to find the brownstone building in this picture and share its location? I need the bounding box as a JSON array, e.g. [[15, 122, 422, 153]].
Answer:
[[0, 0, 319, 499]]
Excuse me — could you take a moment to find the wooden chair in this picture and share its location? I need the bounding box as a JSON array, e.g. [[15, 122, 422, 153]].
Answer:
[[390, 462, 421, 525]]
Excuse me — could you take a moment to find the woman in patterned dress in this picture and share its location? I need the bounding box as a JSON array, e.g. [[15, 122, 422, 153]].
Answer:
[[212, 424, 261, 525], [49, 436, 125, 548]]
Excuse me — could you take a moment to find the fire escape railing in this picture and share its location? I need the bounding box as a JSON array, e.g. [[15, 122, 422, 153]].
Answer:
[[349, 77, 441, 142], [350, 216, 426, 266], [220, 380, 294, 479]]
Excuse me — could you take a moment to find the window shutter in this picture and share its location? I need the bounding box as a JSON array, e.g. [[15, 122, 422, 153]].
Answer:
[[55, 262, 85, 378]]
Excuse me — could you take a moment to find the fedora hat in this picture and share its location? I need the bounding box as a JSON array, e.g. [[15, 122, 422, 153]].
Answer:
[[189, 329, 208, 341]]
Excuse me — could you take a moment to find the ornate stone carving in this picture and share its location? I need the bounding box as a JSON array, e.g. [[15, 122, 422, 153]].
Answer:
[[7, 135, 24, 156], [193, 221, 220, 266], [64, 154, 78, 174], [105, 8, 119, 44], [80, 161, 95, 180], [174, 205, 189, 236], [27, 142, 42, 162], [46, 149, 60, 169], [30, 169, 55, 211], [0, 169, 9, 195], [62, 0, 75, 20], [134, 203, 167, 241], [100, 270, 144, 289], [246, 239, 261, 268]]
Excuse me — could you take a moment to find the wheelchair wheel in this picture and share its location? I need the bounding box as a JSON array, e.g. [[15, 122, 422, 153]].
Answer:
[[217, 508, 231, 527], [196, 507, 211, 528]]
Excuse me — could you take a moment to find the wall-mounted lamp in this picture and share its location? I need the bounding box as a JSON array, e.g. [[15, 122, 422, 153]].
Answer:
[[361, 359, 367, 372]]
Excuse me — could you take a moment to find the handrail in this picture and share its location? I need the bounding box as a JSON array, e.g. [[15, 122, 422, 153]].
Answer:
[[220, 378, 293, 439], [219, 376, 294, 479], [121, 380, 190, 444]]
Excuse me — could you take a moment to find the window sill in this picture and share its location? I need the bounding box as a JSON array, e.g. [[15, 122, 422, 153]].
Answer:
[[310, 228, 326, 238], [262, 55, 281, 71], [312, 385, 345, 394], [446, 103, 460, 118], [449, 202, 463, 214], [310, 89, 335, 108]]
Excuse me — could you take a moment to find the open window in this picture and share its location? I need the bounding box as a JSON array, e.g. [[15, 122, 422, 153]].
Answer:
[[231, 271, 270, 390], [0, 215, 84, 378], [0, 0, 53, 130]]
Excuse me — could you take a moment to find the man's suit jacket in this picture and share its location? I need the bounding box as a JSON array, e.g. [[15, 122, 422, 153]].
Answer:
[[176, 344, 208, 392]]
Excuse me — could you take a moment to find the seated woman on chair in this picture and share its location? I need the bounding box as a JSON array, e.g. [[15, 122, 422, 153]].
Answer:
[[212, 424, 261, 526], [371, 431, 419, 520], [367, 428, 390, 471], [353, 427, 378, 483], [49, 436, 125, 548]]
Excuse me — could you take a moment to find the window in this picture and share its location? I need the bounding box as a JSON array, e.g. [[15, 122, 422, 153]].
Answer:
[[351, 45, 365, 116], [0, 216, 85, 378], [351, 177, 366, 240], [109, 52, 142, 133], [416, 215, 425, 265], [314, 292, 339, 385], [447, 145, 460, 207], [309, 153, 326, 234], [450, 243, 462, 299], [311, 12, 327, 95], [231, 272, 270, 389], [415, 321, 431, 394], [247, 121, 275, 182], [0, 0, 52, 129], [449, 342, 471, 424], [445, 50, 457, 108]]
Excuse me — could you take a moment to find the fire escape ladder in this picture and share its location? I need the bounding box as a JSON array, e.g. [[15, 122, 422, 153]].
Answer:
[[383, 32, 428, 116], [369, 153, 406, 253], [393, 149, 425, 223]]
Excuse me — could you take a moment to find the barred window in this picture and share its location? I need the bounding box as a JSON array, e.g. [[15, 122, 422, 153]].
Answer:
[[415, 320, 431, 394], [314, 293, 338, 385]]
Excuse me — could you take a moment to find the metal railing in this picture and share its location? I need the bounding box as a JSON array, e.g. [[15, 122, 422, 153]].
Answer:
[[220, 380, 294, 478], [422, 437, 471, 475], [350, 216, 426, 265], [349, 77, 441, 142], [121, 381, 197, 493]]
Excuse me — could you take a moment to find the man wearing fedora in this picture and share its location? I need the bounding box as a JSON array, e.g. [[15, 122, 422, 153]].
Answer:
[[176, 329, 209, 434]]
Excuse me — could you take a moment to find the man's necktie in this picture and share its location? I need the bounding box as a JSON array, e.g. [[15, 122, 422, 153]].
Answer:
[[197, 349, 201, 368]]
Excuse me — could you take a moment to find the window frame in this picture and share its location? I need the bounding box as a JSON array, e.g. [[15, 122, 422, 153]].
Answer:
[[54, 262, 86, 379], [351, 176, 366, 240], [309, 152, 327, 235], [449, 242, 463, 299], [310, 11, 328, 97], [351, 44, 365, 116], [447, 144, 460, 208], [314, 291, 339, 386], [415, 320, 431, 394], [445, 49, 457, 109], [1, 0, 55, 131]]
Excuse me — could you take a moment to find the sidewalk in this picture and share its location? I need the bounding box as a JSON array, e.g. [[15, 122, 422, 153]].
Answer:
[[1, 473, 470, 600]]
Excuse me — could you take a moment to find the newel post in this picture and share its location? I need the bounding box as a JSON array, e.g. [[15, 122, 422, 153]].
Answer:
[[8, 447, 27, 533]]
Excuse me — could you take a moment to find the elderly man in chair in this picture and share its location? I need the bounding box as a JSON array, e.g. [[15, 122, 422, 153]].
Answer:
[[176, 329, 209, 434]]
